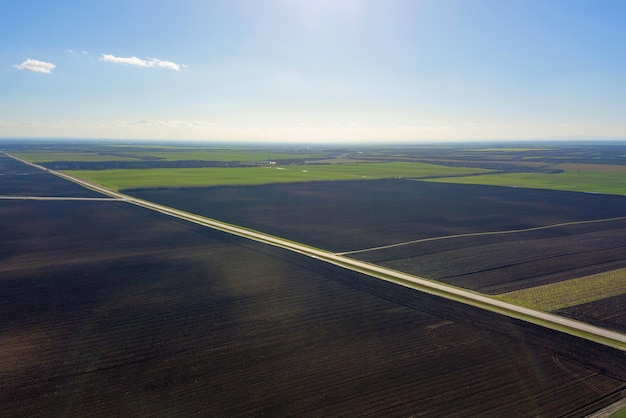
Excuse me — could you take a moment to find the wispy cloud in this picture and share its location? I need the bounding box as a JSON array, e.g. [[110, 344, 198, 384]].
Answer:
[[115, 119, 216, 129], [100, 54, 184, 71], [14, 58, 56, 74]]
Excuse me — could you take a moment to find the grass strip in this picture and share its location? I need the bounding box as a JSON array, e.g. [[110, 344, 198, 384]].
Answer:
[[422, 171, 626, 196], [9, 149, 323, 163], [66, 162, 492, 190], [496, 268, 626, 311], [9, 152, 141, 162]]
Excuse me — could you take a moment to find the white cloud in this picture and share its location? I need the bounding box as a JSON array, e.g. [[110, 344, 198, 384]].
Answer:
[[100, 54, 184, 71], [14, 58, 56, 74], [115, 119, 217, 129]]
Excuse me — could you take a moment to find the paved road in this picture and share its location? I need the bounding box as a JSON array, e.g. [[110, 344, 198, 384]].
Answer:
[[5, 152, 626, 352]]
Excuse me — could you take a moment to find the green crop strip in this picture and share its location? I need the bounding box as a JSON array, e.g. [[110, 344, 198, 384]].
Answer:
[[9, 149, 323, 163], [114, 150, 323, 162], [495, 268, 626, 311], [66, 162, 493, 190], [422, 170, 626, 196], [9, 152, 141, 162]]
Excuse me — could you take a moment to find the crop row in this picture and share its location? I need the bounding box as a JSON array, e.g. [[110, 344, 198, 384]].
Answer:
[[496, 267, 626, 311]]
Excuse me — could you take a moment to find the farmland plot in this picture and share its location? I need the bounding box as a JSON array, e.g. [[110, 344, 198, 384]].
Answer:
[[130, 180, 626, 252], [0, 153, 103, 197], [1, 194, 625, 414], [556, 294, 626, 333], [358, 220, 626, 293], [130, 180, 626, 334]]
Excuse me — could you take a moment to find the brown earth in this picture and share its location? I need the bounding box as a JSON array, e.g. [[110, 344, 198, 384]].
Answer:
[[129, 180, 626, 253], [1, 197, 625, 416], [557, 294, 626, 334], [356, 220, 626, 294], [129, 180, 626, 333], [0, 154, 104, 197]]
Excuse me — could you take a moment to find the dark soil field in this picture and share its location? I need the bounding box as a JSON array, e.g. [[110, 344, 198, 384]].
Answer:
[[355, 219, 626, 294], [0, 154, 103, 197], [557, 294, 626, 334], [130, 180, 626, 334], [130, 180, 626, 252], [2, 179, 625, 416], [131, 180, 626, 290]]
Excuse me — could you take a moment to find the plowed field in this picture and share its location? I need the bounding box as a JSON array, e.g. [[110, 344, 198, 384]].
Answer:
[[2, 176, 625, 416], [0, 154, 103, 197], [130, 180, 626, 252], [130, 180, 626, 333], [557, 294, 626, 334]]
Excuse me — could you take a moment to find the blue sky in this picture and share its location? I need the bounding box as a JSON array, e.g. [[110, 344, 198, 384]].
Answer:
[[1, 0, 625, 142]]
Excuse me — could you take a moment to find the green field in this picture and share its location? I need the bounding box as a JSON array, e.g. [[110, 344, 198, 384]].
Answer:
[[68, 162, 492, 190], [10, 152, 141, 162], [423, 170, 626, 196], [495, 268, 626, 311], [10, 148, 323, 163]]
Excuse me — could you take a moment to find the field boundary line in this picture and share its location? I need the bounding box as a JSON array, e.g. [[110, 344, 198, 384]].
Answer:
[[6, 153, 625, 353], [337, 216, 626, 255]]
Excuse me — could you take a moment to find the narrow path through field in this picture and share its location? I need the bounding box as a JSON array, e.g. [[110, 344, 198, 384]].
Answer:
[[552, 356, 603, 395], [337, 216, 626, 255]]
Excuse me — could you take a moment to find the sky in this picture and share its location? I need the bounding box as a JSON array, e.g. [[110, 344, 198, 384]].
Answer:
[[1, 0, 625, 143]]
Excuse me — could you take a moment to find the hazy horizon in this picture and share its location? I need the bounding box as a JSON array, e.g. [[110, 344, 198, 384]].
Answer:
[[2, 1, 625, 142]]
